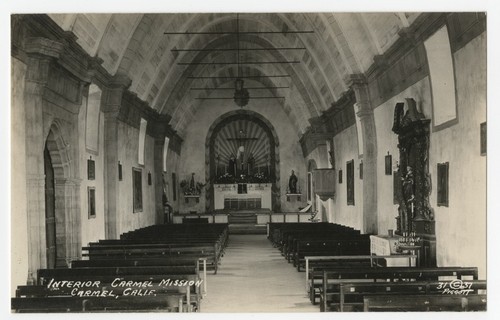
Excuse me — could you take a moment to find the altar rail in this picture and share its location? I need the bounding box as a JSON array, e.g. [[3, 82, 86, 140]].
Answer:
[[173, 212, 315, 224]]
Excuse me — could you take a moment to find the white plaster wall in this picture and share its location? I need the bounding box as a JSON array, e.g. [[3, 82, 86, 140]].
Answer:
[[370, 32, 486, 277], [78, 102, 106, 246], [332, 125, 363, 230], [11, 58, 29, 295], [430, 33, 486, 278], [116, 122, 157, 235], [373, 77, 433, 235], [177, 82, 307, 213]]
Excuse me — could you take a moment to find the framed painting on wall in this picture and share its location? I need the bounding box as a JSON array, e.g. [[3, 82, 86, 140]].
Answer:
[[437, 162, 449, 207], [172, 172, 177, 201], [87, 158, 95, 180], [133, 168, 143, 213], [346, 160, 355, 205], [385, 154, 392, 175], [480, 122, 486, 156], [118, 162, 123, 181], [88, 187, 96, 219]]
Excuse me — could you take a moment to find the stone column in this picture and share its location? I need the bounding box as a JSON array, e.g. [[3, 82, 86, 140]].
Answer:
[[348, 74, 378, 234], [154, 136, 166, 224], [101, 75, 131, 239], [22, 39, 65, 283], [61, 178, 82, 266]]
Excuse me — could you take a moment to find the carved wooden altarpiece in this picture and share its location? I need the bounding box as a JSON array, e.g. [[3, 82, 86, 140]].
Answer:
[[392, 98, 436, 266]]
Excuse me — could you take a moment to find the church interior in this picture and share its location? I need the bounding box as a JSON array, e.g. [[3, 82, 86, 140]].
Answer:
[[10, 12, 487, 312]]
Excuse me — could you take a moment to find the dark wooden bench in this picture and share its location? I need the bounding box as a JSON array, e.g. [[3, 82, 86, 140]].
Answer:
[[12, 294, 186, 312], [363, 294, 487, 311], [33, 272, 201, 310], [305, 254, 416, 303], [293, 237, 371, 270], [332, 280, 487, 311], [36, 265, 202, 311], [320, 266, 479, 312], [82, 244, 221, 274], [267, 222, 358, 248]]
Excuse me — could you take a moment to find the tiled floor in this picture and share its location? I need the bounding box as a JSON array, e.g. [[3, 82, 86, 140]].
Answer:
[[202, 235, 319, 313]]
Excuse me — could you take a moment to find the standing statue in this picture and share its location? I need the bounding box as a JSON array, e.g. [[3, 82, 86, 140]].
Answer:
[[228, 154, 236, 176], [402, 166, 415, 218], [247, 153, 255, 175], [289, 170, 298, 194]]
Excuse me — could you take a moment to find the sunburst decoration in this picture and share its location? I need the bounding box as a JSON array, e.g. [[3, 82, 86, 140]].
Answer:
[[213, 118, 270, 172]]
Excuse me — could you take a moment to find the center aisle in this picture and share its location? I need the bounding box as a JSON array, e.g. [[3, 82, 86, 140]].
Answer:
[[202, 234, 319, 312]]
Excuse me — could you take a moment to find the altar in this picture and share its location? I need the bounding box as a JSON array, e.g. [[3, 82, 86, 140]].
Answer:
[[214, 183, 272, 210]]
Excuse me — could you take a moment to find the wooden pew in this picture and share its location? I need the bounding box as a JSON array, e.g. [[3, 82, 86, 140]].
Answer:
[[320, 266, 479, 312], [71, 257, 208, 295], [82, 243, 221, 274], [37, 265, 203, 311], [12, 293, 186, 312], [305, 254, 416, 303], [333, 280, 487, 311], [293, 237, 371, 270], [267, 222, 358, 248], [363, 294, 487, 311]]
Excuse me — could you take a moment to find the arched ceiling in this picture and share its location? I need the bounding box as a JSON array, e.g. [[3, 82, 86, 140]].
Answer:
[[48, 12, 421, 137]]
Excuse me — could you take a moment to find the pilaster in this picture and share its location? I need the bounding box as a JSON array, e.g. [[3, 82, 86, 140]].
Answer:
[[23, 49, 59, 283], [347, 74, 378, 234], [101, 74, 131, 239]]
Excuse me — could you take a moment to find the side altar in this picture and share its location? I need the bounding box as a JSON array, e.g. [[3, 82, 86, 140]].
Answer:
[[214, 183, 272, 210]]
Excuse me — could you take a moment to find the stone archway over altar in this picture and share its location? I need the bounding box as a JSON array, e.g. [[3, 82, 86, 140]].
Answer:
[[205, 110, 281, 212]]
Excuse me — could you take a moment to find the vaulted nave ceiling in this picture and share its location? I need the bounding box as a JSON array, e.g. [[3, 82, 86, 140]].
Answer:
[[48, 13, 421, 137]]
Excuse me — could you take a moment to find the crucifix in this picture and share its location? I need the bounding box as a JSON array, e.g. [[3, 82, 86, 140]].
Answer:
[[226, 130, 258, 176]]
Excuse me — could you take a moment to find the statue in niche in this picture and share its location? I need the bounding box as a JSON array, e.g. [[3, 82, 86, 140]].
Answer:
[[247, 153, 255, 175], [402, 166, 415, 218], [228, 154, 237, 176], [289, 170, 298, 194]]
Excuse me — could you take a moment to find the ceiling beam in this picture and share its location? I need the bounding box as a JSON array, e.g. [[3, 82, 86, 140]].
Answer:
[[171, 47, 306, 52], [195, 96, 285, 100], [178, 60, 300, 65], [164, 31, 314, 35], [190, 86, 289, 90], [187, 75, 291, 79]]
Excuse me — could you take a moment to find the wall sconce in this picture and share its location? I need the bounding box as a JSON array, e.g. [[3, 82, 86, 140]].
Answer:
[[148, 171, 152, 185], [385, 152, 392, 175], [118, 161, 122, 181]]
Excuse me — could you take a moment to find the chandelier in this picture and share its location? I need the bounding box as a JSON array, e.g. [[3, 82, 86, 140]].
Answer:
[[234, 78, 249, 107]]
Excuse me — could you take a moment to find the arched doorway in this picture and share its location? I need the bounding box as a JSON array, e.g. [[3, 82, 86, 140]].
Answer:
[[205, 110, 280, 212], [42, 123, 81, 268], [43, 145, 57, 268]]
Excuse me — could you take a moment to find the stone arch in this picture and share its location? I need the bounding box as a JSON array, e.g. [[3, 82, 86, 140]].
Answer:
[[205, 110, 281, 212], [43, 120, 81, 268]]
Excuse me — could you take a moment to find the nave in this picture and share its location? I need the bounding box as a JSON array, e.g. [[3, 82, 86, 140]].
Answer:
[[10, 11, 488, 314]]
